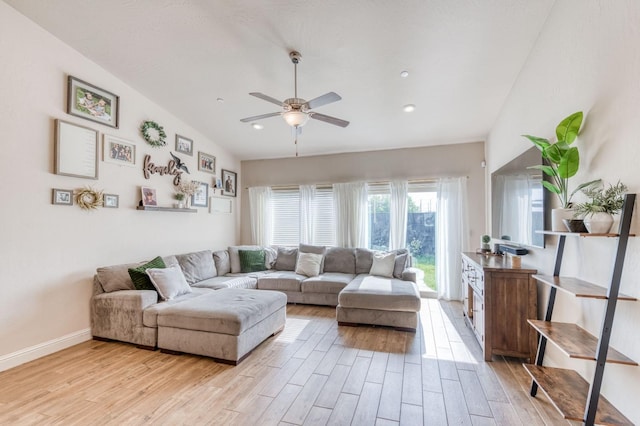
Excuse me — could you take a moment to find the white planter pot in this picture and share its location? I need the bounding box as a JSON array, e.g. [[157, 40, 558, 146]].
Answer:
[[584, 212, 614, 234], [551, 208, 575, 231]]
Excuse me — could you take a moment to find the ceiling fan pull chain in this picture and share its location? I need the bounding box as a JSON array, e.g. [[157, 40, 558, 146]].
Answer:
[[295, 134, 298, 157]]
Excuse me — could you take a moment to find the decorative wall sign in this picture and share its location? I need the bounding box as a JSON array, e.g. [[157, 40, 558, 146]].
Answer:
[[52, 188, 73, 206], [67, 76, 119, 128], [221, 169, 237, 197], [143, 154, 183, 185], [55, 119, 99, 180], [103, 134, 136, 167], [75, 187, 104, 210], [198, 151, 216, 174], [170, 152, 190, 173], [140, 120, 167, 147], [175, 134, 193, 156]]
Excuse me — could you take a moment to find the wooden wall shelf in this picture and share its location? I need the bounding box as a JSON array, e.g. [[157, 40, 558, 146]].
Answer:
[[537, 230, 635, 237], [136, 206, 197, 213]]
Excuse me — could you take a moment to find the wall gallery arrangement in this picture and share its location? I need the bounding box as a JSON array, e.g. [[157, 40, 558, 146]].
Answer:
[[52, 74, 237, 211]]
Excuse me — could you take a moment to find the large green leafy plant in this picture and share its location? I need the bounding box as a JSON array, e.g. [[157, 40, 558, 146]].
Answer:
[[523, 111, 599, 208]]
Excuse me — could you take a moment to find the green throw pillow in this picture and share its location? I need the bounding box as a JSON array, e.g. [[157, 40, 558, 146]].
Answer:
[[238, 250, 266, 273], [128, 256, 166, 291]]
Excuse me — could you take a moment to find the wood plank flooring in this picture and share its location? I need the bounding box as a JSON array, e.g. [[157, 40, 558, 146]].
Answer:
[[0, 300, 571, 425]]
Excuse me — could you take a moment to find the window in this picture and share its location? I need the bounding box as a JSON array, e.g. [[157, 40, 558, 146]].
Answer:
[[367, 184, 390, 251], [270, 187, 336, 246], [407, 184, 437, 290]]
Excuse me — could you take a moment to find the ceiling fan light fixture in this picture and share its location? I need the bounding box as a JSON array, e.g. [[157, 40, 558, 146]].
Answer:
[[283, 110, 309, 127]]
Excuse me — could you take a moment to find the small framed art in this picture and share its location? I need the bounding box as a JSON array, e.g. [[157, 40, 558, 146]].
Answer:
[[192, 181, 209, 207], [67, 76, 119, 128], [52, 188, 73, 206], [175, 134, 193, 156], [55, 119, 99, 180], [103, 135, 135, 167], [221, 169, 237, 197], [198, 151, 216, 174], [103, 194, 119, 208], [210, 196, 232, 214], [141, 187, 157, 206]]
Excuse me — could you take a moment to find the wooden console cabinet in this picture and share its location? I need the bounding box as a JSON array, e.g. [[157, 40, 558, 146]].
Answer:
[[462, 252, 537, 362]]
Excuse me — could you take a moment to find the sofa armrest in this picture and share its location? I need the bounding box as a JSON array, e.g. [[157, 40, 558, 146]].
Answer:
[[401, 268, 419, 283], [92, 290, 158, 310]]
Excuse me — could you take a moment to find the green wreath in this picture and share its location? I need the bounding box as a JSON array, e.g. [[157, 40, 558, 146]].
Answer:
[[140, 120, 167, 147]]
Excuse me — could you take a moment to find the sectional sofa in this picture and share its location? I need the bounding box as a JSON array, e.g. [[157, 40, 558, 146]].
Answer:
[[90, 245, 421, 364]]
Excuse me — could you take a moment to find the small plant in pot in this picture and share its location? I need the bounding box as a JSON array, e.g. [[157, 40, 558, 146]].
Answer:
[[480, 235, 491, 253], [523, 111, 600, 231], [174, 192, 186, 208], [574, 181, 627, 234]]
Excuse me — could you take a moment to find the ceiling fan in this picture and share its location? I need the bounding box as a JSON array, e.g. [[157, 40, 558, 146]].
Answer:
[[240, 51, 349, 143]]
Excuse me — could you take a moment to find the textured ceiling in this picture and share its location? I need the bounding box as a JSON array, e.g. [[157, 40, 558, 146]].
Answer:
[[5, 0, 554, 160]]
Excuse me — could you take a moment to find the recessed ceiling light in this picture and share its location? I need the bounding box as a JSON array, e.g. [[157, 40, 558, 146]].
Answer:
[[400, 70, 409, 78], [403, 104, 416, 112], [252, 123, 264, 130], [216, 97, 224, 103]]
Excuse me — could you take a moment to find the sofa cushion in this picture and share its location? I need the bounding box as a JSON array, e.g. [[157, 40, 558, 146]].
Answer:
[[355, 248, 374, 274], [323, 247, 356, 274], [142, 288, 210, 328], [156, 289, 287, 335], [96, 261, 143, 292], [192, 275, 258, 290], [176, 250, 216, 284], [239, 249, 266, 273], [301, 273, 355, 294], [146, 265, 192, 300], [338, 274, 421, 312], [370, 251, 396, 278], [229, 245, 262, 273], [128, 256, 166, 291], [393, 249, 409, 279], [295, 252, 323, 277], [213, 250, 231, 276], [257, 271, 305, 292], [274, 247, 298, 271]]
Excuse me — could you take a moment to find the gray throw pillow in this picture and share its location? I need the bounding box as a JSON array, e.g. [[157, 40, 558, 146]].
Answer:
[[176, 250, 216, 285], [393, 249, 409, 279], [96, 261, 143, 293], [274, 247, 298, 271]]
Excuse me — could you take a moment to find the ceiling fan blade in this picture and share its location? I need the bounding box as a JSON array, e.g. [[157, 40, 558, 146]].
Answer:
[[304, 92, 342, 109], [240, 112, 281, 123], [249, 92, 285, 107], [310, 112, 350, 128]]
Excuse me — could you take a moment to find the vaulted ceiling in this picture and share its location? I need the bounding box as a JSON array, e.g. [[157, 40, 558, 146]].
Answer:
[[5, 0, 554, 159]]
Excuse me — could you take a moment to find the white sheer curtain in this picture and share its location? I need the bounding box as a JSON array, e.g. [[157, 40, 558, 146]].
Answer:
[[436, 177, 469, 300], [299, 185, 316, 244], [248, 186, 273, 246], [389, 180, 408, 250], [333, 182, 368, 248]]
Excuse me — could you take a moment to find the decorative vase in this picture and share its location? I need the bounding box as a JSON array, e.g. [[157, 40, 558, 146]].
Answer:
[[583, 212, 614, 234], [551, 208, 575, 231], [184, 198, 191, 209]]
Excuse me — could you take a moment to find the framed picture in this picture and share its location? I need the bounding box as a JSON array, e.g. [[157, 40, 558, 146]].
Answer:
[[67, 76, 119, 128], [175, 134, 193, 156], [52, 188, 73, 206], [55, 119, 99, 180], [141, 187, 157, 206], [103, 194, 119, 208], [103, 135, 136, 167], [198, 151, 216, 174], [215, 177, 223, 189], [192, 181, 209, 207], [210, 196, 232, 214], [221, 169, 237, 197]]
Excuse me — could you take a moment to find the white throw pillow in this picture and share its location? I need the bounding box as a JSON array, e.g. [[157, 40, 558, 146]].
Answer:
[[295, 252, 323, 277], [146, 265, 192, 300], [369, 251, 397, 278]]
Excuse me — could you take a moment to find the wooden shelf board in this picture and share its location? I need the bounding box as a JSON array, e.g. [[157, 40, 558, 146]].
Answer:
[[523, 364, 632, 425], [537, 231, 635, 237], [136, 206, 197, 213], [532, 275, 636, 301], [528, 320, 637, 365]]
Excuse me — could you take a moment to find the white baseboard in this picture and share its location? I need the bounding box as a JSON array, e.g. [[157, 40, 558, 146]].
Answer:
[[0, 328, 92, 372]]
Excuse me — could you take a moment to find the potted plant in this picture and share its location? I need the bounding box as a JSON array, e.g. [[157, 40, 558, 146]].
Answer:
[[174, 192, 185, 209], [480, 235, 491, 253], [523, 111, 600, 231], [574, 181, 627, 233]]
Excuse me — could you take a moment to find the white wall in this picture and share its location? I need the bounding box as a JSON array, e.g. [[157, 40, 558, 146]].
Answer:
[[487, 1, 640, 422], [240, 142, 486, 248], [0, 3, 240, 370]]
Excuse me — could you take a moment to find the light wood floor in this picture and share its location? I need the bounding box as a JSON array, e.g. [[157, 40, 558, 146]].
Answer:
[[0, 300, 570, 425]]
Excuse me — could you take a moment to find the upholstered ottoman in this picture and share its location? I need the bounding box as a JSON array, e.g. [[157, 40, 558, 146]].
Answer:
[[336, 275, 421, 332], [156, 288, 286, 364]]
